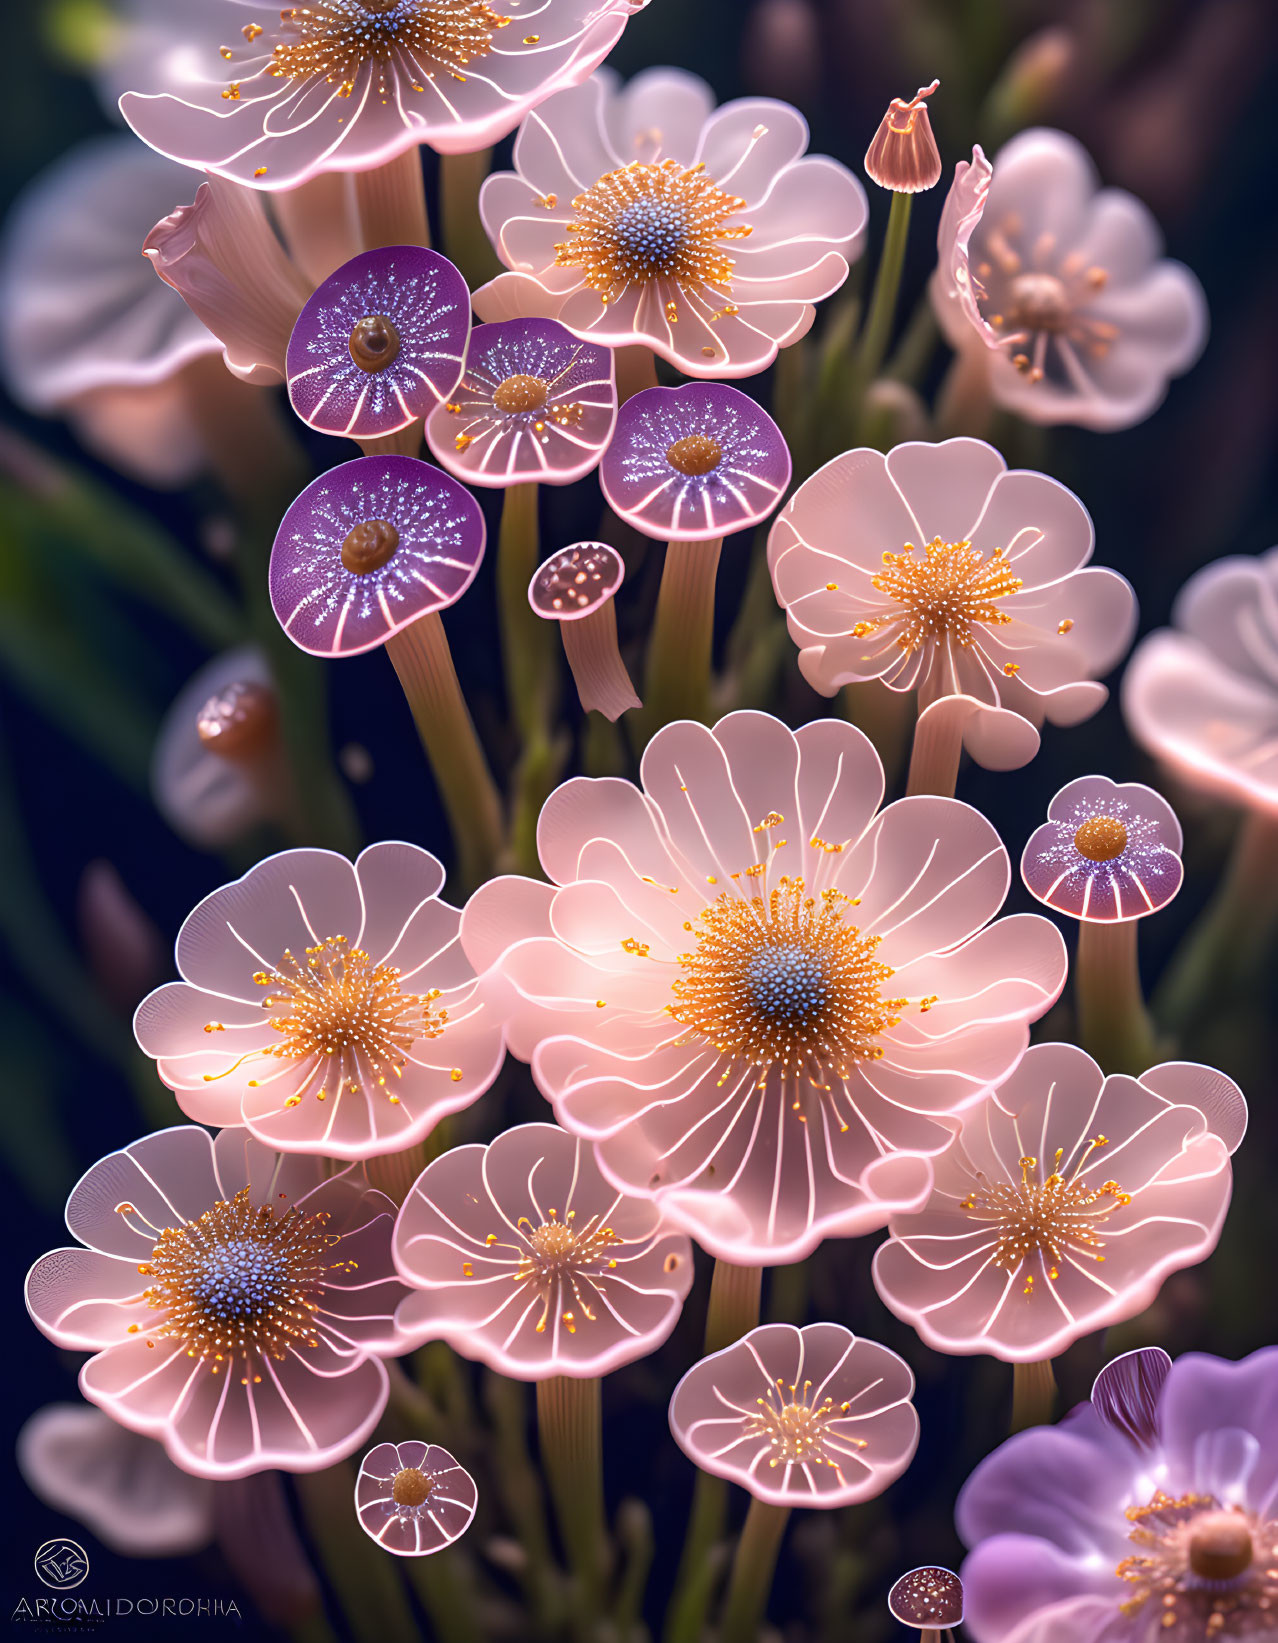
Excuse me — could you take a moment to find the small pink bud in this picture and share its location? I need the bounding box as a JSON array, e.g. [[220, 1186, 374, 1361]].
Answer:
[[864, 81, 942, 193]]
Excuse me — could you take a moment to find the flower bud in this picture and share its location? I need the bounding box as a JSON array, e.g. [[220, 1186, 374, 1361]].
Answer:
[[864, 81, 942, 193]]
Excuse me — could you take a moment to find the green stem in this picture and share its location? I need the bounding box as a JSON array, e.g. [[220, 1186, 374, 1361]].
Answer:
[[385, 611, 504, 892], [765, 1258, 809, 1324], [705, 1260, 762, 1355], [405, 1548, 482, 1643], [537, 1375, 608, 1616], [484, 1372, 561, 1629], [613, 1499, 655, 1632], [1076, 918, 1155, 1075], [441, 148, 499, 287], [662, 1470, 729, 1643], [498, 481, 555, 742], [294, 1464, 416, 1643], [852, 191, 914, 388], [1011, 1358, 1057, 1432], [718, 1497, 791, 1643], [643, 539, 723, 730], [842, 681, 914, 793]]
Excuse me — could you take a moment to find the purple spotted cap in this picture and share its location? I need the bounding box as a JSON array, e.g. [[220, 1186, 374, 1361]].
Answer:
[[269, 456, 485, 658], [888, 1565, 965, 1628], [528, 542, 625, 620], [426, 318, 616, 488], [1020, 774, 1184, 922], [286, 247, 470, 441], [600, 382, 791, 542]]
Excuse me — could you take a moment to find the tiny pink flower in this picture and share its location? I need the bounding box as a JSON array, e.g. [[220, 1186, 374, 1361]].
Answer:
[[460, 711, 1067, 1265], [116, 0, 647, 191], [425, 317, 617, 487], [133, 843, 505, 1160], [1122, 548, 1278, 816], [599, 382, 790, 542], [768, 438, 1136, 770], [668, 1322, 918, 1508], [18, 1404, 215, 1557], [930, 131, 1207, 431], [356, 1440, 477, 1556], [393, 1121, 693, 1377], [1021, 775, 1183, 922], [24, 1125, 408, 1479], [0, 136, 222, 486], [474, 68, 868, 379], [871, 1042, 1246, 1364]]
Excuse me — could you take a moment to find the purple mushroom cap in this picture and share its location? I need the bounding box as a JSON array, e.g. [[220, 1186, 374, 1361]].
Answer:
[[528, 542, 625, 620], [426, 318, 617, 487], [600, 382, 792, 542], [269, 455, 486, 658], [286, 246, 470, 440], [888, 1565, 965, 1627]]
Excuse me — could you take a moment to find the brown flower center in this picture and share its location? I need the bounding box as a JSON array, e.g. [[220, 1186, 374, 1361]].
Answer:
[[1006, 272, 1071, 333], [348, 314, 401, 373], [391, 1466, 434, 1507], [341, 518, 400, 575], [196, 680, 279, 761], [666, 433, 722, 476], [1073, 815, 1128, 862], [493, 373, 548, 414], [1117, 1493, 1278, 1639]]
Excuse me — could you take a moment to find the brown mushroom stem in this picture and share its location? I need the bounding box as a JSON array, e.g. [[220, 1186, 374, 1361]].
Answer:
[[643, 538, 723, 732], [441, 147, 499, 288], [356, 422, 424, 459], [1076, 918, 1156, 1076], [905, 692, 965, 798], [561, 604, 641, 721], [536, 1375, 609, 1616], [384, 612, 504, 891], [273, 170, 362, 284], [704, 1260, 762, 1356], [718, 1497, 792, 1643], [354, 146, 429, 252], [1011, 1358, 1058, 1433], [615, 344, 659, 403], [498, 483, 555, 742]]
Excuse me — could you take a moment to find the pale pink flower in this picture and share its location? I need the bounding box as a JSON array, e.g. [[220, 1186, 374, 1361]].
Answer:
[[393, 1121, 693, 1376], [1021, 774, 1183, 922], [356, 1440, 477, 1556], [24, 1125, 407, 1480], [0, 136, 221, 486], [1122, 548, 1278, 815], [930, 131, 1207, 431], [133, 844, 504, 1160], [17, 1404, 215, 1557], [871, 1042, 1246, 1363], [460, 711, 1068, 1264], [115, 0, 647, 191], [473, 68, 868, 379], [668, 1322, 918, 1507], [768, 438, 1136, 771]]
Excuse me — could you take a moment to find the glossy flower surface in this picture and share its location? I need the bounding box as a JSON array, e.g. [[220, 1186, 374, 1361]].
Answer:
[[287, 247, 470, 440], [393, 1122, 693, 1377], [134, 844, 504, 1159], [931, 131, 1207, 431], [25, 1126, 406, 1479], [1021, 775, 1183, 922], [0, 136, 221, 486], [356, 1440, 477, 1556], [269, 455, 486, 657], [599, 382, 790, 541], [1122, 548, 1278, 815], [425, 317, 616, 486], [115, 0, 647, 189], [872, 1043, 1245, 1363], [18, 1404, 215, 1556], [959, 1346, 1278, 1643], [768, 438, 1135, 770], [475, 68, 868, 378], [461, 711, 1067, 1264], [668, 1322, 918, 1507]]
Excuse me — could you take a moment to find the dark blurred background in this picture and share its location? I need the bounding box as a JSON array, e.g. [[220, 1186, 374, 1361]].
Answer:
[[3, 0, 1277, 1636]]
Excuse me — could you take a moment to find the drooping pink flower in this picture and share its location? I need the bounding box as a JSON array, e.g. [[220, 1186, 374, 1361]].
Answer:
[[871, 1042, 1245, 1364], [425, 318, 617, 487], [668, 1323, 918, 1507], [115, 0, 648, 191], [930, 131, 1207, 431], [599, 382, 790, 542], [17, 1404, 215, 1557], [0, 136, 222, 486], [474, 68, 868, 378], [393, 1121, 693, 1377], [356, 1440, 477, 1556], [24, 1125, 407, 1479], [768, 438, 1136, 770], [460, 711, 1068, 1264], [133, 843, 504, 1160], [1122, 548, 1278, 815], [1021, 775, 1183, 922]]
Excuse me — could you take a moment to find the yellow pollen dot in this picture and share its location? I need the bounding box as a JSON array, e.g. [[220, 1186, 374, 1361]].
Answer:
[[1058, 617, 1075, 634], [1073, 815, 1128, 862]]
